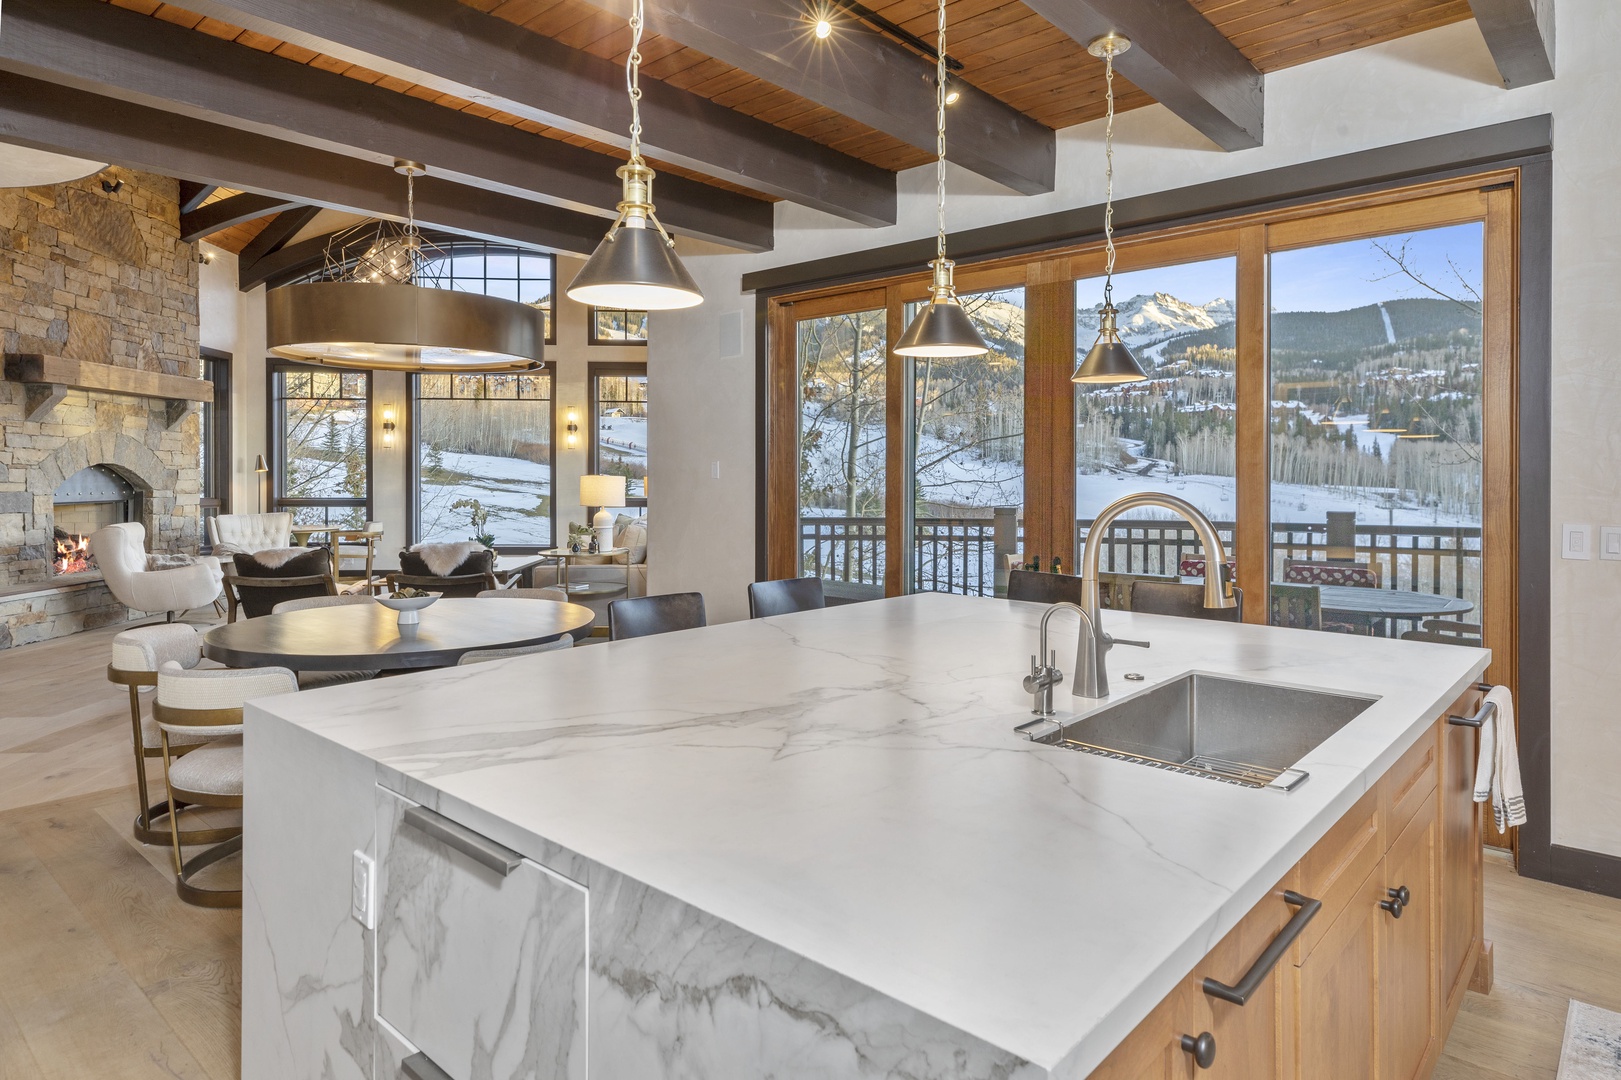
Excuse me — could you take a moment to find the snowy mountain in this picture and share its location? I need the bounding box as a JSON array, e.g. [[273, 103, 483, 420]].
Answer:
[[1078, 291, 1233, 345]]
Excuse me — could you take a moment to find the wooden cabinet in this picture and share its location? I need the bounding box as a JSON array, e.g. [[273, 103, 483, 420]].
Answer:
[[1090, 708, 1481, 1080], [1381, 796, 1439, 1080]]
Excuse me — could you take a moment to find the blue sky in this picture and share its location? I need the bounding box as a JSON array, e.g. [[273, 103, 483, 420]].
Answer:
[[1075, 221, 1484, 315]]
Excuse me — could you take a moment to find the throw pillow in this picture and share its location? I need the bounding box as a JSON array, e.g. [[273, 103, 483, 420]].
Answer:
[[613, 514, 648, 565]]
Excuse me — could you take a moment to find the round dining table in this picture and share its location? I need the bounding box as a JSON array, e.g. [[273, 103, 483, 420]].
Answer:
[[203, 598, 597, 672], [1312, 584, 1474, 635]]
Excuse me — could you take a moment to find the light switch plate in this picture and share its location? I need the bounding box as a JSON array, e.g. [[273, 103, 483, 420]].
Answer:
[[351, 850, 374, 929], [1563, 523, 1594, 561], [1603, 527, 1621, 561]]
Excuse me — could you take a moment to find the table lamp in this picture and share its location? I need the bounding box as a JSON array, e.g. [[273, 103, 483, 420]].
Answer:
[[580, 474, 626, 552]]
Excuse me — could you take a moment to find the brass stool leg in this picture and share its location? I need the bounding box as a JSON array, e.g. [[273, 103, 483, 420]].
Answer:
[[127, 683, 239, 847]]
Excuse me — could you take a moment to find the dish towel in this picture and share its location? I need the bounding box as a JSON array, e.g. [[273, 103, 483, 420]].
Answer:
[[1472, 684, 1527, 830]]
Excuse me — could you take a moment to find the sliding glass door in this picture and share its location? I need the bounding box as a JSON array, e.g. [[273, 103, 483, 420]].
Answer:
[[795, 299, 888, 600]]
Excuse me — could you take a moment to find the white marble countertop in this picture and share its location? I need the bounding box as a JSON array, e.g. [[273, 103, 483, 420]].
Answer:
[[251, 593, 1488, 1076]]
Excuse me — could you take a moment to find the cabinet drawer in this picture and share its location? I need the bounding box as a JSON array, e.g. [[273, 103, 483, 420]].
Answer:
[[375, 787, 588, 1080], [1382, 727, 1438, 842], [1297, 787, 1381, 961]]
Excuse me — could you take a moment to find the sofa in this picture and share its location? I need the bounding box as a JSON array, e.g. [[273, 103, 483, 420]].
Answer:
[[207, 512, 293, 557], [90, 522, 224, 621]]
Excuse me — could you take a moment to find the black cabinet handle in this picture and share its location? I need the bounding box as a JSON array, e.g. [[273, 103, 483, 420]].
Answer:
[[1380, 886, 1406, 919], [1392, 885, 1410, 906], [1202, 891, 1322, 1005], [1448, 700, 1497, 729], [403, 805, 522, 877], [402, 1052, 452, 1080], [1180, 1031, 1217, 1069]]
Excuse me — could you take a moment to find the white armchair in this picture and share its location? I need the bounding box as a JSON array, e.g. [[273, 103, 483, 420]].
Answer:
[[207, 512, 292, 556], [91, 522, 223, 621]]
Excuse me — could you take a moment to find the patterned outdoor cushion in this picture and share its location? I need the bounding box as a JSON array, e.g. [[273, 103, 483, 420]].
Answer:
[[1178, 558, 1237, 582], [1284, 562, 1378, 588], [398, 544, 494, 578]]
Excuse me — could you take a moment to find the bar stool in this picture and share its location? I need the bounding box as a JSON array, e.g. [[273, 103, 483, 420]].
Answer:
[[153, 661, 299, 908], [107, 624, 238, 847]]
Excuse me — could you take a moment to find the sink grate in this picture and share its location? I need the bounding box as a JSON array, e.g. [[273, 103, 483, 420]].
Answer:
[[1050, 738, 1285, 789]]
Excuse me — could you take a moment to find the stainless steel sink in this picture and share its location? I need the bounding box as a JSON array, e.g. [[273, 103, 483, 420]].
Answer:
[[1019, 674, 1377, 791]]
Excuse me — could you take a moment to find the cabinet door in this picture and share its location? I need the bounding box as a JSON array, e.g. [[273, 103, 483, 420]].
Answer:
[[1199, 891, 1292, 1080], [1290, 861, 1384, 1080], [374, 787, 588, 1080], [1381, 796, 1439, 1080], [1438, 701, 1483, 1011], [1088, 983, 1203, 1080]]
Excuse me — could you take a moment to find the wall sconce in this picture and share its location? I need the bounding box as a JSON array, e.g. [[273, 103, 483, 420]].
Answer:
[[381, 405, 397, 449], [565, 408, 580, 450]]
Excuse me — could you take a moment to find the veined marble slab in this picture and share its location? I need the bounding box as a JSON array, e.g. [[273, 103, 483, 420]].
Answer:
[[245, 593, 1488, 1077]]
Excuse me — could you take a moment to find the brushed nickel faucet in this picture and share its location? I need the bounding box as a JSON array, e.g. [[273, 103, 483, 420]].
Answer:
[[1071, 492, 1235, 699]]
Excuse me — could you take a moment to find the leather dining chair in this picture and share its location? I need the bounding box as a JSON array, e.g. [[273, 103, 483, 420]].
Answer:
[[608, 593, 707, 641], [747, 578, 826, 618]]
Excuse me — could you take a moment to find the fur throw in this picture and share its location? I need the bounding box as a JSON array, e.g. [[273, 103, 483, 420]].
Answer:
[[234, 546, 330, 575], [401, 542, 492, 578], [146, 553, 202, 570]]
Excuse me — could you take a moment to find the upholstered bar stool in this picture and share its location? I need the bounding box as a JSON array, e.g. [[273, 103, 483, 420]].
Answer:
[[154, 662, 299, 908], [108, 624, 239, 847]]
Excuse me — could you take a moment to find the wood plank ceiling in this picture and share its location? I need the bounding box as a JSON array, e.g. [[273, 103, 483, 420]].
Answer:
[[97, 0, 1485, 255]]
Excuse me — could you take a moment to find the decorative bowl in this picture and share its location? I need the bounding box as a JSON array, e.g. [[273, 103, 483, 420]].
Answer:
[[375, 592, 441, 626]]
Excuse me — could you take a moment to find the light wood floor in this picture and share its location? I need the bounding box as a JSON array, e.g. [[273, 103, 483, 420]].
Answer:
[[2, 618, 1619, 1078]]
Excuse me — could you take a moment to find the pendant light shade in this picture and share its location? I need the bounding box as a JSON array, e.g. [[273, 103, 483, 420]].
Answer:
[[567, 217, 703, 311], [895, 0, 986, 359], [1075, 304, 1148, 382], [1072, 34, 1149, 387], [564, 8, 703, 311]]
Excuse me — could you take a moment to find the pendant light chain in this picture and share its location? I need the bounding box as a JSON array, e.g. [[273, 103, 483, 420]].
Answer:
[[626, 0, 646, 164], [934, 0, 948, 265], [1102, 42, 1117, 308]]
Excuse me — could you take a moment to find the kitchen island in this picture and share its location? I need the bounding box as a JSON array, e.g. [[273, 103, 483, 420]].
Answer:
[[241, 592, 1490, 1079]]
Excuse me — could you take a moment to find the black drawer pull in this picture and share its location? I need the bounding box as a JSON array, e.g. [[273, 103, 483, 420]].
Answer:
[[1202, 891, 1321, 1005], [1448, 699, 1496, 729], [1180, 1031, 1216, 1069], [402, 1052, 452, 1080], [403, 805, 522, 877]]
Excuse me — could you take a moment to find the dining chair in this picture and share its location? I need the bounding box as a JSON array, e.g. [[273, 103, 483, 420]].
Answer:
[[269, 593, 380, 688], [1400, 619, 1484, 647], [456, 637, 574, 665], [1130, 580, 1244, 622], [1268, 582, 1323, 631], [154, 661, 299, 908], [1006, 568, 1087, 606], [336, 522, 383, 591], [1283, 561, 1376, 633], [107, 624, 240, 848], [477, 587, 570, 602], [1095, 571, 1177, 610], [608, 592, 707, 641], [747, 578, 826, 618], [387, 571, 510, 598]]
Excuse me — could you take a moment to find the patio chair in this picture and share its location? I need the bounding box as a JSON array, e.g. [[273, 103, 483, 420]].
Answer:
[[1269, 582, 1323, 631]]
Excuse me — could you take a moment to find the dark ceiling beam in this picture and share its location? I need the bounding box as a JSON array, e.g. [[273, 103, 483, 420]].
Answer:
[[0, 73, 611, 257], [0, 0, 772, 252], [1019, 0, 1264, 151], [175, 0, 896, 227], [1467, 0, 1555, 87], [180, 191, 299, 241], [177, 180, 216, 215], [576, 0, 1054, 195], [236, 204, 323, 269]]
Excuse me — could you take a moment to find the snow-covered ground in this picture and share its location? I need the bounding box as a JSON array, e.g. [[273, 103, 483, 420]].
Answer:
[[419, 448, 553, 546]]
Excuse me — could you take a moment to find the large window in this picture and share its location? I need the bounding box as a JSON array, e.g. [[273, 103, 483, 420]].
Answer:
[[200, 349, 231, 546], [415, 371, 554, 548], [270, 365, 370, 528], [590, 364, 648, 505], [589, 307, 649, 345]]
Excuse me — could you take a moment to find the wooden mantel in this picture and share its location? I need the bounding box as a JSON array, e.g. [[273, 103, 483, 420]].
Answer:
[[3, 353, 212, 428]]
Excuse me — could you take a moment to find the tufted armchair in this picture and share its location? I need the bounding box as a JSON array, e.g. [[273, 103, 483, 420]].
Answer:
[[207, 512, 293, 557], [91, 522, 223, 621]]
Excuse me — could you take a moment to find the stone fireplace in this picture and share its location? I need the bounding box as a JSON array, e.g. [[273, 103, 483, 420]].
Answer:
[[0, 167, 202, 648]]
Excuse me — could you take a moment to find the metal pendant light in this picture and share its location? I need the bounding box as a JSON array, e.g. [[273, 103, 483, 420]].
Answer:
[[566, 0, 703, 311], [1073, 33, 1148, 385], [267, 161, 546, 372], [894, 0, 988, 358]]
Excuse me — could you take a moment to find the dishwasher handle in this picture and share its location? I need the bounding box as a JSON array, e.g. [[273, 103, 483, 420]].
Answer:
[[1201, 891, 1322, 1005], [402, 805, 522, 877], [402, 1051, 452, 1080]]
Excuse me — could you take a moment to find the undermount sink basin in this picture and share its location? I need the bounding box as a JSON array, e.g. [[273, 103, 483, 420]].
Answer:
[[1021, 674, 1378, 791]]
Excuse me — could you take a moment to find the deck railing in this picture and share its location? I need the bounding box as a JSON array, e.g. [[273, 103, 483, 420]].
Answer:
[[798, 515, 1483, 601]]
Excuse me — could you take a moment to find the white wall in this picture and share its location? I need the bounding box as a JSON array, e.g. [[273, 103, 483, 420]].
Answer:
[[644, 1, 1621, 858]]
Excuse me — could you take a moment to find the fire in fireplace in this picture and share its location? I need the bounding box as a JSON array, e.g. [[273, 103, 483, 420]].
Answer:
[[52, 465, 142, 576]]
